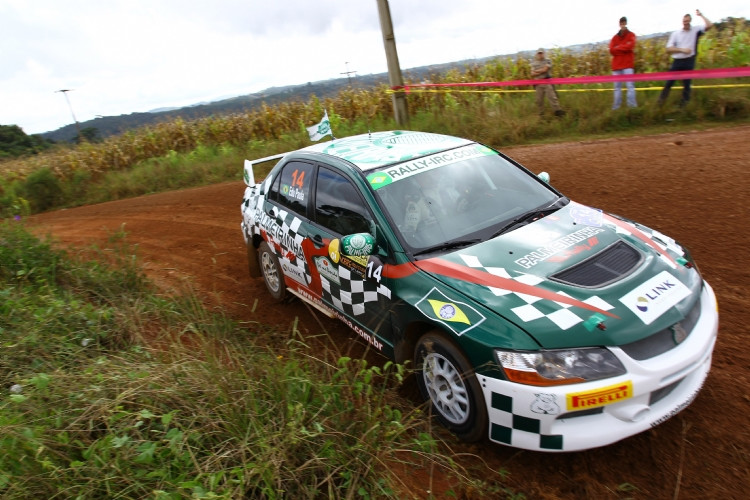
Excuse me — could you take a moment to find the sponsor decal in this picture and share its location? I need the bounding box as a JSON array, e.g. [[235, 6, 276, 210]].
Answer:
[[530, 393, 561, 415], [570, 204, 603, 227], [619, 271, 691, 325], [367, 144, 495, 189], [314, 257, 339, 285], [331, 309, 384, 351], [566, 381, 633, 410], [328, 238, 341, 264], [255, 209, 305, 261], [415, 287, 486, 335], [281, 261, 307, 285], [341, 233, 374, 257], [340, 254, 367, 279], [514, 226, 605, 269], [281, 184, 305, 202]]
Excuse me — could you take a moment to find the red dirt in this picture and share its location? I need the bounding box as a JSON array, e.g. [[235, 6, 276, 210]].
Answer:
[[28, 126, 750, 499]]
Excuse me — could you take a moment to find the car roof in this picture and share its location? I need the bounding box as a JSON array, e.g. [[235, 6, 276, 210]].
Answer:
[[299, 130, 474, 172]]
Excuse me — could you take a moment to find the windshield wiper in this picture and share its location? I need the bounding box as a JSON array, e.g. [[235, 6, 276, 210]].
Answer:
[[413, 238, 482, 257], [490, 199, 566, 238]]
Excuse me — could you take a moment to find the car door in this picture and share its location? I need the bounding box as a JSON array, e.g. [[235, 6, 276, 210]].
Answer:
[[308, 165, 394, 347], [263, 158, 317, 292]]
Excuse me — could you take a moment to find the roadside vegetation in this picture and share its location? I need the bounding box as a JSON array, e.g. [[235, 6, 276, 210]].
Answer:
[[0, 221, 509, 498]]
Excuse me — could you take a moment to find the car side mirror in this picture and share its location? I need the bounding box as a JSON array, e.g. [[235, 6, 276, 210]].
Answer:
[[340, 233, 377, 257], [538, 171, 550, 183]]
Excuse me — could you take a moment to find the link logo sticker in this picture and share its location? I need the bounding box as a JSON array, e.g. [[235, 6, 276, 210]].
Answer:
[[566, 381, 633, 410], [619, 271, 691, 325], [415, 287, 486, 336]]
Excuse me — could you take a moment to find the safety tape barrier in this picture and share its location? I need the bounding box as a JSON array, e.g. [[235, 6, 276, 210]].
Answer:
[[390, 84, 750, 94], [390, 66, 750, 93]]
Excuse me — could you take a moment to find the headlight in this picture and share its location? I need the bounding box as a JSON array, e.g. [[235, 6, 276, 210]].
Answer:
[[495, 348, 626, 386]]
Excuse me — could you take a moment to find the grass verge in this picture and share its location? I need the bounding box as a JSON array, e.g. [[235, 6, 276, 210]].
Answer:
[[0, 221, 511, 499]]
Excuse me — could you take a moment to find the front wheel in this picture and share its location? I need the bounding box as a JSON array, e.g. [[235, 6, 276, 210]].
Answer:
[[414, 332, 488, 442], [258, 241, 286, 301]]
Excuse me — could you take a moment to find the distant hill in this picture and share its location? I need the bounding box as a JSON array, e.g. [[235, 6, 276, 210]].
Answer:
[[38, 57, 500, 143], [39, 35, 668, 143]]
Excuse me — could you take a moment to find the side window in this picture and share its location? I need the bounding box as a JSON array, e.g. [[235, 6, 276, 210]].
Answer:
[[315, 167, 372, 236], [270, 161, 313, 216]]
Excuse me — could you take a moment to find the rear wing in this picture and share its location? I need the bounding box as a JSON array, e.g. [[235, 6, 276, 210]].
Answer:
[[243, 152, 287, 186]]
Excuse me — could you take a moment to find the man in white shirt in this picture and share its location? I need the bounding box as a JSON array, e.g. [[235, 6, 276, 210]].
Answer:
[[658, 9, 713, 106]]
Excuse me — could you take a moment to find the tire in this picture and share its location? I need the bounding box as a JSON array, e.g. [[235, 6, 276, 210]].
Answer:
[[414, 331, 488, 442], [258, 241, 286, 301]]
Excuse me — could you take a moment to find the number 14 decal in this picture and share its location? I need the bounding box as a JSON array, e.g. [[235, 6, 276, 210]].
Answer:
[[291, 169, 306, 189], [366, 260, 383, 283]]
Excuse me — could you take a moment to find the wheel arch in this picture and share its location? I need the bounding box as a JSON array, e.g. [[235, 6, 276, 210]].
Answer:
[[246, 233, 264, 278], [393, 320, 461, 365]]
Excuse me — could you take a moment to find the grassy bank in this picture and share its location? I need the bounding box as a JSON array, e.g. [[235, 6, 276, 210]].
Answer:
[[0, 221, 509, 499]]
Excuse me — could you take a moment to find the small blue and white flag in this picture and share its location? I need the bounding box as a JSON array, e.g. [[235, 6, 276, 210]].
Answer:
[[307, 111, 333, 142]]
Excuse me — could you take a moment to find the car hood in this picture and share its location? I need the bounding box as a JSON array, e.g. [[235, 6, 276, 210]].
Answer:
[[414, 202, 703, 348]]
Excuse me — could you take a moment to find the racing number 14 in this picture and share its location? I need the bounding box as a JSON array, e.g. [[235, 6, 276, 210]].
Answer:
[[366, 260, 383, 283], [291, 169, 305, 189]]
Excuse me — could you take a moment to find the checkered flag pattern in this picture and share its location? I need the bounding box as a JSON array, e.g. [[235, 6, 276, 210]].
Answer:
[[458, 254, 614, 330], [270, 209, 312, 283], [605, 219, 685, 269], [489, 391, 564, 450], [321, 265, 391, 316]]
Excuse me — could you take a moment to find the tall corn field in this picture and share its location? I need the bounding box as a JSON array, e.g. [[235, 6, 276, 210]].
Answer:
[[1, 17, 748, 212]]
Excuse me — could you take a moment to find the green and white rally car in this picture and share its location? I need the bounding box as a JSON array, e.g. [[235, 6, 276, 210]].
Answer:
[[240, 130, 718, 452]]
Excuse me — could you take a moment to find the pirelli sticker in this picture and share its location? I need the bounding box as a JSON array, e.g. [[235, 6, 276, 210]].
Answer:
[[566, 381, 633, 410]]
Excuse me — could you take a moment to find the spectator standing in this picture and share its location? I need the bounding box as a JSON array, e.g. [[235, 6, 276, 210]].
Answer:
[[609, 16, 637, 109], [530, 48, 565, 117], [658, 9, 713, 106]]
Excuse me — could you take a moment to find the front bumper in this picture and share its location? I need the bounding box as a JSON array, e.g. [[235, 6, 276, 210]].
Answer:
[[478, 281, 719, 452]]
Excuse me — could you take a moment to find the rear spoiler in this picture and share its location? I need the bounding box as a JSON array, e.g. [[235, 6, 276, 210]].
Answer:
[[243, 152, 287, 186]]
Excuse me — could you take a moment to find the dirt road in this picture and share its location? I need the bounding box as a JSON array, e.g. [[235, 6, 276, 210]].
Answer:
[[29, 126, 750, 499]]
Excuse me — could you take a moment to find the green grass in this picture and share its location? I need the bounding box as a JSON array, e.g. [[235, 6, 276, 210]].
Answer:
[[0, 221, 511, 499]]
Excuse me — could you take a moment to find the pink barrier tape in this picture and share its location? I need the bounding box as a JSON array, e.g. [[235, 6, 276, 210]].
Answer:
[[394, 67, 750, 91]]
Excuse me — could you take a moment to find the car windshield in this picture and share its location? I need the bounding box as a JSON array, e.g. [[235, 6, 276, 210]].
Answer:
[[369, 144, 565, 255]]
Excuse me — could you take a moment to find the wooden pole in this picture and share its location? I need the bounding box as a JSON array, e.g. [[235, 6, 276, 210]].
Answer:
[[376, 0, 409, 127]]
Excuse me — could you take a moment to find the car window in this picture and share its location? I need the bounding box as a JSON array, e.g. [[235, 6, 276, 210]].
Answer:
[[315, 166, 372, 236], [269, 160, 313, 215], [374, 150, 561, 251]]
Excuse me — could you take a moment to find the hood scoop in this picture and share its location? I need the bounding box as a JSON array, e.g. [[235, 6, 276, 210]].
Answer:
[[550, 241, 642, 288]]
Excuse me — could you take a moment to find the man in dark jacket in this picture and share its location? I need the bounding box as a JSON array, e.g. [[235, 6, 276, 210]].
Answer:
[[609, 16, 637, 109]]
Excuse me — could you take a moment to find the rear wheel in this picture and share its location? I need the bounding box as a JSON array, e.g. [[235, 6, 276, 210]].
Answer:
[[258, 241, 286, 301], [414, 331, 488, 442]]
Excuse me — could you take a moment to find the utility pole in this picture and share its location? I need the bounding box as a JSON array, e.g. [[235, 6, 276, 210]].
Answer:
[[341, 62, 357, 86], [376, 0, 409, 126], [56, 89, 82, 139]]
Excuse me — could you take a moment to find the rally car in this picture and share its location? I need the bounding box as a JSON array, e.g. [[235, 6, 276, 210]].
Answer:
[[240, 130, 718, 452]]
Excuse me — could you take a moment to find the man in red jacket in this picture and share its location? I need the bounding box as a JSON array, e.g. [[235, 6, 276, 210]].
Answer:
[[609, 16, 637, 109]]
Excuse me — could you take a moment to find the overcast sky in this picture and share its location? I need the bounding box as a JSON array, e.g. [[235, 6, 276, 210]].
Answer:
[[2, 1, 749, 135]]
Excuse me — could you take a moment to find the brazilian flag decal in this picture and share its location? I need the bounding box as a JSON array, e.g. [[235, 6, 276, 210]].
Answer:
[[367, 171, 393, 190], [415, 287, 486, 336]]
